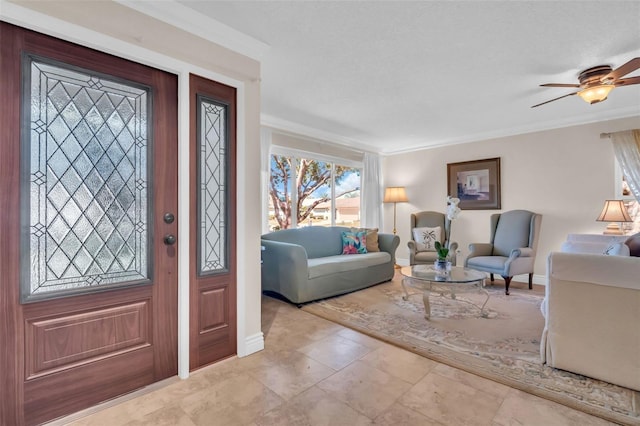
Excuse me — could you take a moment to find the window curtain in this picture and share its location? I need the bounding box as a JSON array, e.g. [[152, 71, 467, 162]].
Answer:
[[260, 127, 272, 234], [361, 152, 382, 228], [611, 129, 640, 203]]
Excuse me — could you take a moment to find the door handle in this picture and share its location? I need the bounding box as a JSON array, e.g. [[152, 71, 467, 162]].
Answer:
[[163, 234, 176, 245], [163, 213, 175, 224]]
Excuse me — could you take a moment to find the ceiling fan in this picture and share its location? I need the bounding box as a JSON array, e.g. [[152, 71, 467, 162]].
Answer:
[[531, 57, 640, 108]]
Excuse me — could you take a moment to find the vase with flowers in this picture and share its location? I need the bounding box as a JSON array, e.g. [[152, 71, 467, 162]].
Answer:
[[433, 240, 452, 272], [434, 196, 461, 272]]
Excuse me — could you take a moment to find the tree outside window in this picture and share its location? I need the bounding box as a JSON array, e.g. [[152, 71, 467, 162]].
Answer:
[[268, 155, 361, 231]]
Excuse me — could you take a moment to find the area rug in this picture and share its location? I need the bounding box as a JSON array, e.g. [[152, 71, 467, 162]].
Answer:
[[301, 279, 640, 425]]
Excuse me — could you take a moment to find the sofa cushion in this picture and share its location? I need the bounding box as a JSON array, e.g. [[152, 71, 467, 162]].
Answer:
[[466, 255, 507, 272], [603, 242, 630, 256], [261, 226, 349, 258], [341, 230, 367, 254], [625, 232, 640, 257], [414, 250, 439, 263], [561, 235, 629, 254], [561, 241, 610, 254], [351, 227, 380, 252], [308, 252, 391, 279], [412, 226, 440, 251]]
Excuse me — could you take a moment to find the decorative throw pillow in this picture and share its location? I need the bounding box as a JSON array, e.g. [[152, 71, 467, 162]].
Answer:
[[624, 232, 640, 257], [341, 231, 367, 254], [603, 242, 630, 256], [351, 227, 380, 252], [412, 226, 441, 252]]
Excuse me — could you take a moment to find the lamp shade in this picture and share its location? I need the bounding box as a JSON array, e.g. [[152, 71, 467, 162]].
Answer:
[[383, 186, 408, 203], [578, 85, 614, 104], [596, 200, 632, 222]]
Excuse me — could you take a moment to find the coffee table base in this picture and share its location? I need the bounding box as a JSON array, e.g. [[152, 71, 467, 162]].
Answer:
[[402, 277, 490, 320]]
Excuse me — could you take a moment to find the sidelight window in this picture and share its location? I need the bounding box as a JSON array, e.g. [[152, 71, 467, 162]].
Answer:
[[197, 96, 229, 275]]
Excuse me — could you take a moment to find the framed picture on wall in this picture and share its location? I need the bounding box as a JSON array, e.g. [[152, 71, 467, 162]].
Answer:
[[447, 157, 501, 210]]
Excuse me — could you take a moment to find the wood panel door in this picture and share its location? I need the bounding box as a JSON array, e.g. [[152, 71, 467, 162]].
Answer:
[[0, 23, 178, 425], [189, 74, 237, 370]]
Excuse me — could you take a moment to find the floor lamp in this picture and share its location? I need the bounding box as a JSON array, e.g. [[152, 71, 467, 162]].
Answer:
[[384, 186, 408, 268]]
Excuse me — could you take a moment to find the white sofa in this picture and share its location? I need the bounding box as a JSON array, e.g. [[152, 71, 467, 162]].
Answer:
[[540, 234, 640, 391], [558, 233, 627, 255]]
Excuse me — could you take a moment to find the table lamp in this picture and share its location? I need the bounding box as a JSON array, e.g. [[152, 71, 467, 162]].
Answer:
[[596, 199, 632, 235]]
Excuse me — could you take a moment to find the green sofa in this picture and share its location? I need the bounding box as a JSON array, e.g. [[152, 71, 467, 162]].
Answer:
[[261, 226, 400, 304]]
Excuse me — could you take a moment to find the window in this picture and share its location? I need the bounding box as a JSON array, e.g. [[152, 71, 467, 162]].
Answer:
[[332, 164, 361, 226], [22, 56, 151, 300], [615, 162, 640, 234], [268, 152, 361, 231]]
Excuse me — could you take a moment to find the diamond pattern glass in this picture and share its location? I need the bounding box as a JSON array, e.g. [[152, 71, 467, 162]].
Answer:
[[199, 98, 227, 274], [23, 57, 150, 299]]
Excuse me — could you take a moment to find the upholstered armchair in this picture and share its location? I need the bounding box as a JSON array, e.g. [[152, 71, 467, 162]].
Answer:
[[407, 211, 458, 266], [465, 210, 542, 295]]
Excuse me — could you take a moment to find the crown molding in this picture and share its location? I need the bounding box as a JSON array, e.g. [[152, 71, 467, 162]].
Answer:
[[261, 114, 376, 155], [381, 106, 640, 156], [263, 106, 640, 157], [114, 0, 269, 61]]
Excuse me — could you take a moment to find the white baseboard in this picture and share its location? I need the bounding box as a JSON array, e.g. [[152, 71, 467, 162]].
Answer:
[[396, 257, 410, 266], [512, 273, 546, 286], [485, 273, 546, 287], [238, 332, 264, 357]]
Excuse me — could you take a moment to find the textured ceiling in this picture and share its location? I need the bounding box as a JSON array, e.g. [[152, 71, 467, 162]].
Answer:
[[180, 1, 640, 154]]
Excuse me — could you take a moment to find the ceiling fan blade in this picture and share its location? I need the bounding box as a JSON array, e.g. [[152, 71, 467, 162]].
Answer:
[[613, 76, 640, 86], [531, 92, 579, 108], [540, 83, 581, 88], [601, 57, 640, 82]]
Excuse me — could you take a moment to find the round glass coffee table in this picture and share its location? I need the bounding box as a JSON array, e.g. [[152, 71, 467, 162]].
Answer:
[[400, 265, 489, 320]]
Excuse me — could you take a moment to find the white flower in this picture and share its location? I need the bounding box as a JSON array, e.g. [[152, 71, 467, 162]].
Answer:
[[445, 196, 461, 251], [446, 196, 461, 221]]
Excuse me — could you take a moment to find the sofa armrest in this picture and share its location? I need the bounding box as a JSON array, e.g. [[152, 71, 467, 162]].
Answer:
[[543, 251, 640, 390], [511, 247, 534, 258], [548, 251, 640, 290], [407, 240, 417, 265], [503, 246, 533, 265], [378, 233, 400, 263], [260, 239, 310, 300], [467, 243, 493, 258]]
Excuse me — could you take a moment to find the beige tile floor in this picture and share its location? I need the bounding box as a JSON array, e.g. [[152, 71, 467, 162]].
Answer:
[[51, 294, 615, 426]]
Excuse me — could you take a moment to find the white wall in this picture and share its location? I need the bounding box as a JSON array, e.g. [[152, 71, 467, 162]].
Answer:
[[383, 116, 640, 284]]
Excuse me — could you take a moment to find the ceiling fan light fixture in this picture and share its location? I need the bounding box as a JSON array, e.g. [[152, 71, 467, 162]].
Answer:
[[578, 84, 614, 104]]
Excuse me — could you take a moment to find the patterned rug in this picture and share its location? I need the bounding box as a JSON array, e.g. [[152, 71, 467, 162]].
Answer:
[[301, 278, 640, 425]]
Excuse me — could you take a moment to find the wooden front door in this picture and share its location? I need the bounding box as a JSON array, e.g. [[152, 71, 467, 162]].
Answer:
[[189, 74, 237, 370], [0, 23, 178, 425]]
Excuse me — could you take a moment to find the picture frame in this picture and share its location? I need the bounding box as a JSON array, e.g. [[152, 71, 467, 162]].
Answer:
[[447, 157, 501, 210]]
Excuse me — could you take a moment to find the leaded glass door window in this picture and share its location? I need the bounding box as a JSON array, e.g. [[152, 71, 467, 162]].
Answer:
[[197, 95, 229, 275], [21, 55, 151, 302]]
